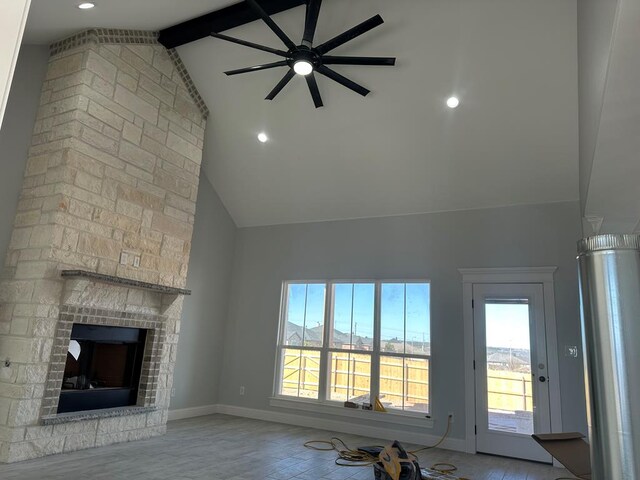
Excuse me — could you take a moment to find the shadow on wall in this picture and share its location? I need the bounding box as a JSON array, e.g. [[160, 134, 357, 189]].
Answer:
[[171, 173, 237, 411]]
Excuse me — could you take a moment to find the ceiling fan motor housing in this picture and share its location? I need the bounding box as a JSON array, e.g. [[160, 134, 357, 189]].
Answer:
[[289, 47, 319, 69]]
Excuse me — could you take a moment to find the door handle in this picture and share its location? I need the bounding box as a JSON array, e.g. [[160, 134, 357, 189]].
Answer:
[[539, 376, 547, 383]]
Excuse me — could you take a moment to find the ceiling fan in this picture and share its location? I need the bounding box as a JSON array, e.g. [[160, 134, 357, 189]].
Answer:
[[210, 0, 396, 108]]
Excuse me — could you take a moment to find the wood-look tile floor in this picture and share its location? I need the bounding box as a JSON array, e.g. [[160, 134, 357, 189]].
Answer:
[[0, 414, 572, 479]]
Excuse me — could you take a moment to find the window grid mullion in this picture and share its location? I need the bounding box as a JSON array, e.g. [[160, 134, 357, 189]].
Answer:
[[371, 281, 382, 407], [318, 282, 331, 401], [403, 284, 407, 410], [297, 285, 309, 397], [348, 285, 355, 399]]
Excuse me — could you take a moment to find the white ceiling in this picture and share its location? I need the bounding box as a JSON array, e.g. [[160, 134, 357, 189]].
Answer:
[[23, 0, 236, 44], [24, 0, 580, 227], [580, 0, 640, 234]]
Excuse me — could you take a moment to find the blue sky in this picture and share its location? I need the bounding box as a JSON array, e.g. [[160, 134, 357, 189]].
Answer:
[[287, 284, 326, 334], [485, 303, 531, 350], [286, 283, 431, 348]]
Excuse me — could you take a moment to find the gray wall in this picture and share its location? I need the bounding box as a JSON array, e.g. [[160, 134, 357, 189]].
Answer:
[[577, 0, 620, 212], [0, 45, 49, 264], [220, 201, 587, 440], [170, 173, 237, 410]]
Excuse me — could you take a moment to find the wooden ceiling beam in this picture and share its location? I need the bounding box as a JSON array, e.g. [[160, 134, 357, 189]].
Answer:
[[158, 0, 305, 49]]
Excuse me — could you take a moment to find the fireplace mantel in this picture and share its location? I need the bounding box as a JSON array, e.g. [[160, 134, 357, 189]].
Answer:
[[61, 270, 192, 296]]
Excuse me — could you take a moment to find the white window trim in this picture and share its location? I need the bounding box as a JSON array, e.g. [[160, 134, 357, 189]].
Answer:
[[269, 396, 435, 429], [459, 267, 563, 456], [273, 279, 432, 417]]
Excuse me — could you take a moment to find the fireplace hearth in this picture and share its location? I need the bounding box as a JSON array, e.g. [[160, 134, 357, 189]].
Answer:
[[58, 324, 147, 414]]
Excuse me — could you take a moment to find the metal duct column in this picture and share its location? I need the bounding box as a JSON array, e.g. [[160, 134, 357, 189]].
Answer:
[[577, 234, 640, 479]]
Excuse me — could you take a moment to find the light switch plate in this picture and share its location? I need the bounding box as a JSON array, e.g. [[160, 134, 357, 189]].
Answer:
[[133, 256, 140, 268], [564, 345, 578, 358]]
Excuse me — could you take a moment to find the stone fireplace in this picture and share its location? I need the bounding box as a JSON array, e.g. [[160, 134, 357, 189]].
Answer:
[[0, 29, 207, 462]]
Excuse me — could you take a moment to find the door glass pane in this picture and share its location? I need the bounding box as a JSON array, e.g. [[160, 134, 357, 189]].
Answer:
[[328, 352, 371, 403], [485, 299, 533, 435]]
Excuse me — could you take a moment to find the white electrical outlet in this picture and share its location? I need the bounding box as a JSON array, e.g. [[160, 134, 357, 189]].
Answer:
[[170, 388, 176, 398], [119, 252, 129, 265], [133, 255, 141, 268], [239, 386, 245, 395]]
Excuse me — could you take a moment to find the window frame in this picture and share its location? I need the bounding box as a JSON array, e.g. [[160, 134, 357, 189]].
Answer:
[[274, 279, 432, 416], [274, 280, 327, 400]]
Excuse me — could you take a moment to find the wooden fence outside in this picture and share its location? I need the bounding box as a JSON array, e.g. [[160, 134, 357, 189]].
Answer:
[[280, 349, 429, 412]]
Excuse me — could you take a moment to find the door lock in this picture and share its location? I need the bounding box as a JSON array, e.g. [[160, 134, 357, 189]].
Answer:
[[539, 376, 547, 382]]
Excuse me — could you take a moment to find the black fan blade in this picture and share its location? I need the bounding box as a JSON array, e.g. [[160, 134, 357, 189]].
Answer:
[[305, 72, 323, 108], [266, 69, 296, 100], [316, 15, 384, 55], [245, 0, 297, 50], [302, 0, 322, 45], [322, 56, 396, 66], [316, 65, 370, 97], [211, 32, 289, 57], [225, 61, 288, 76]]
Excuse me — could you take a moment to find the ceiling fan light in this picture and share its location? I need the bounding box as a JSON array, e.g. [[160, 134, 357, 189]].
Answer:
[[293, 60, 313, 76]]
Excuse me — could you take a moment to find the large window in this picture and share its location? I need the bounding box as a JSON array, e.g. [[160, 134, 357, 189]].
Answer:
[[275, 281, 431, 414]]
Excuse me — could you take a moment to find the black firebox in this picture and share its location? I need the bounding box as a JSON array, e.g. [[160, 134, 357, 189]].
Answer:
[[58, 324, 147, 414]]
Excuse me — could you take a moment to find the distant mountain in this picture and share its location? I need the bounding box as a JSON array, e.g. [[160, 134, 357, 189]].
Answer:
[[284, 322, 431, 354], [285, 322, 373, 348], [486, 347, 531, 372]]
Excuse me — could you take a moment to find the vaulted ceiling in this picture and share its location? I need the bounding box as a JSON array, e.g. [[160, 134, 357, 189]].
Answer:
[[24, 0, 579, 227]]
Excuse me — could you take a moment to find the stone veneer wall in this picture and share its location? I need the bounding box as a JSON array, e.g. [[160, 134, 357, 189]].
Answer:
[[0, 30, 207, 462]]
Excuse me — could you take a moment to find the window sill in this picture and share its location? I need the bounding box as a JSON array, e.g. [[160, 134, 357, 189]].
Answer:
[[269, 397, 434, 429]]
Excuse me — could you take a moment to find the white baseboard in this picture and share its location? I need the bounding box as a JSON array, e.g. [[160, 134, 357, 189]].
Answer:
[[167, 403, 466, 452], [167, 404, 219, 421], [215, 404, 467, 452]]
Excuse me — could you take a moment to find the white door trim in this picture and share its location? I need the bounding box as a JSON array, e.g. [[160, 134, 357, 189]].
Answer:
[[459, 267, 562, 455]]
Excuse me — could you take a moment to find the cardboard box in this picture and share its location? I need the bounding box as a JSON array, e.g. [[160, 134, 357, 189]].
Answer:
[[532, 432, 591, 479]]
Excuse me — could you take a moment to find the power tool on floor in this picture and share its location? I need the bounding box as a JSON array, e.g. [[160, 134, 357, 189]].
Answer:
[[368, 441, 469, 480], [373, 441, 421, 480]]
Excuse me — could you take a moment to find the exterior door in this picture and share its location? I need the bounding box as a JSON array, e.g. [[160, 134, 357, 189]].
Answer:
[[473, 283, 552, 463]]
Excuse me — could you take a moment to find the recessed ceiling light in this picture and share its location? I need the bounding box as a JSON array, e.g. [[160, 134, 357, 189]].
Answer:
[[446, 96, 460, 109], [257, 132, 269, 143], [293, 60, 313, 76], [78, 2, 95, 9]]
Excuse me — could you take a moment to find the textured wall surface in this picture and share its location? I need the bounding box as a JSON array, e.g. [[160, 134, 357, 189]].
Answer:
[[0, 36, 206, 462]]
